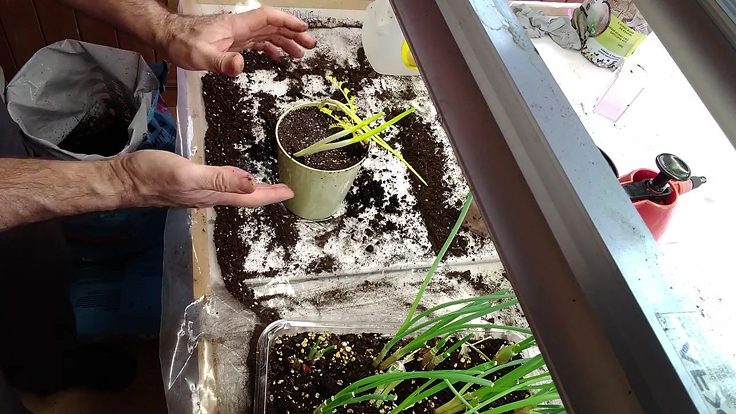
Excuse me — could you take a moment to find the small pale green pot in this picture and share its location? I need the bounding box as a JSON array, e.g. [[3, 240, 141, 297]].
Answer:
[[276, 102, 370, 220]]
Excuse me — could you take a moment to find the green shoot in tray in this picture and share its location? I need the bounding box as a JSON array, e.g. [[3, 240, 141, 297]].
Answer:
[[306, 337, 336, 363], [313, 192, 566, 413]]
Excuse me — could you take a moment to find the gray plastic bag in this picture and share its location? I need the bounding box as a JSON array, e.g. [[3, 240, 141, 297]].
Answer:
[[5, 40, 159, 160]]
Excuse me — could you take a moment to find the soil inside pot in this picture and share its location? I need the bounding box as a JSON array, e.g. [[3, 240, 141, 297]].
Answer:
[[267, 332, 530, 413], [278, 106, 369, 171]]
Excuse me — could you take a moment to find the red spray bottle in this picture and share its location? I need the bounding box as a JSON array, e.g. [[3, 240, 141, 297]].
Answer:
[[616, 153, 706, 240], [464, 152, 705, 242]]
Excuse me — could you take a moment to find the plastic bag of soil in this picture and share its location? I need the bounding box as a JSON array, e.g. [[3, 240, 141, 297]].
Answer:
[[572, 0, 651, 69], [5, 40, 159, 160]]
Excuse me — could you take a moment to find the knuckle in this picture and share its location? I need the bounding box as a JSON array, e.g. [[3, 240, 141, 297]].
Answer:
[[215, 53, 227, 71], [212, 169, 229, 192]]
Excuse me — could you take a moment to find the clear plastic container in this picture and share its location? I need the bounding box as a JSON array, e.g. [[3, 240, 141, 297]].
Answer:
[[253, 319, 529, 414]]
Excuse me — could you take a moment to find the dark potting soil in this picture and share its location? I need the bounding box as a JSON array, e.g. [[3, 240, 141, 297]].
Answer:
[[204, 27, 490, 304], [203, 72, 299, 264], [278, 106, 368, 171], [308, 18, 362, 29], [267, 332, 529, 413], [390, 113, 474, 256], [444, 270, 505, 295], [345, 170, 403, 217], [202, 23, 502, 414], [203, 69, 299, 398], [59, 93, 134, 156]]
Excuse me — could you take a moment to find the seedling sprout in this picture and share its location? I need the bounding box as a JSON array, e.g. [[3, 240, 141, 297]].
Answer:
[[306, 337, 337, 363], [493, 335, 537, 365]]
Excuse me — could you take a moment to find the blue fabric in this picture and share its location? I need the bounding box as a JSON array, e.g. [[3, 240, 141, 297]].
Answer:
[[70, 244, 163, 339], [138, 61, 176, 152], [63, 61, 176, 262]]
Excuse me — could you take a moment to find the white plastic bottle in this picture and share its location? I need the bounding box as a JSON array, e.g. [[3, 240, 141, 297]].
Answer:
[[361, 0, 420, 76]]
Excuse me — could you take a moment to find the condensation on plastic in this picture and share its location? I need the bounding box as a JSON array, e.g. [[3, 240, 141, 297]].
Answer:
[[158, 3, 517, 414], [5, 40, 158, 160], [254, 319, 532, 414]]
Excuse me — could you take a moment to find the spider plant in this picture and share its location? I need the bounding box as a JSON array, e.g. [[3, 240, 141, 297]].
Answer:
[[292, 76, 427, 185]]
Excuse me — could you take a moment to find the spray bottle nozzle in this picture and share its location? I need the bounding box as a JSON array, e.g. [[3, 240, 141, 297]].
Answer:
[[649, 153, 691, 193], [624, 154, 705, 202]]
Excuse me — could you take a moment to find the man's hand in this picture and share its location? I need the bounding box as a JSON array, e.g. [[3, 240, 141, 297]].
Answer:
[[57, 1, 315, 76], [115, 150, 293, 208], [0, 151, 293, 231], [160, 7, 316, 76]]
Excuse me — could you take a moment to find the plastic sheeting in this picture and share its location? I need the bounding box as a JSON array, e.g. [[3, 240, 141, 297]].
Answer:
[[5, 40, 158, 160], [161, 202, 513, 413], [159, 4, 520, 413]]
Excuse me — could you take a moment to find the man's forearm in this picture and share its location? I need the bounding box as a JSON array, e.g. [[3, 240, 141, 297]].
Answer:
[[0, 158, 134, 231], [57, 0, 172, 49]]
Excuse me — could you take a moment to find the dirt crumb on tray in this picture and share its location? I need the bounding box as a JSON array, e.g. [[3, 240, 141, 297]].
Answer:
[[307, 255, 338, 274], [444, 270, 504, 294], [345, 170, 401, 216]]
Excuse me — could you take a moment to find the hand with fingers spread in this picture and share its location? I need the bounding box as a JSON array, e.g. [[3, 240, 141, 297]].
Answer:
[[160, 6, 316, 76], [117, 150, 294, 209]]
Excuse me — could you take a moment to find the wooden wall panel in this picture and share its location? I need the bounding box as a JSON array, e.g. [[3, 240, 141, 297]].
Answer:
[[34, 0, 79, 44], [0, 0, 46, 71], [118, 33, 156, 62], [75, 11, 118, 48], [0, 20, 17, 79], [0, 0, 200, 110]]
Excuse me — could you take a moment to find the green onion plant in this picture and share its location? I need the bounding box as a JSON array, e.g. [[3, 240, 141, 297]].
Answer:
[[314, 355, 560, 414], [492, 336, 537, 365], [313, 192, 565, 413], [371, 194, 529, 370]]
